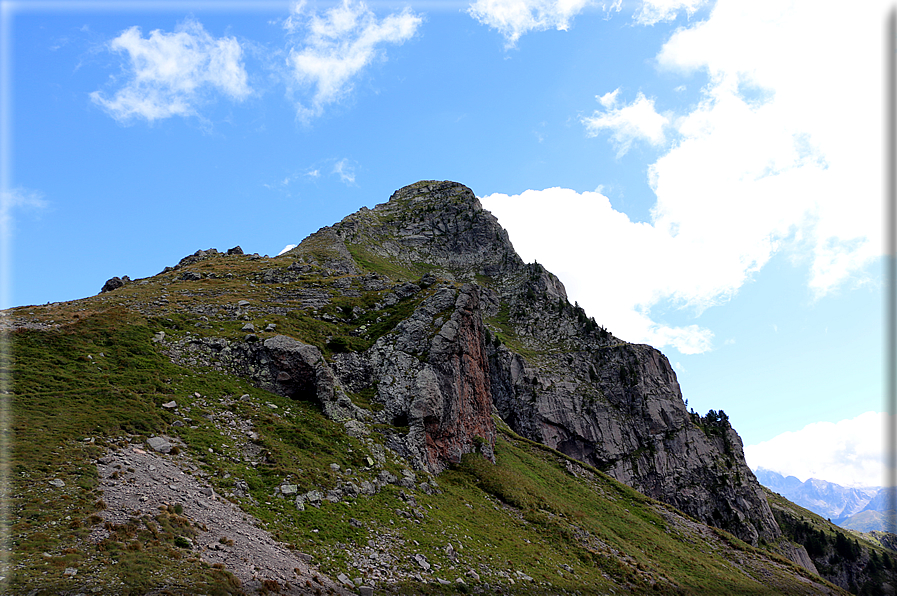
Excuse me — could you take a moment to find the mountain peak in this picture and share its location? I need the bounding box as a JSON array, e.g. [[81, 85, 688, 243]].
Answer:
[[327, 180, 524, 283]]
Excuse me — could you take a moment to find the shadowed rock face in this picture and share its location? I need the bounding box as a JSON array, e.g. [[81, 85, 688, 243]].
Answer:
[[489, 340, 779, 545]]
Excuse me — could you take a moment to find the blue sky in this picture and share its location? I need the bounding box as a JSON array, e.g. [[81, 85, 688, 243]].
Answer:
[[1, 0, 889, 486]]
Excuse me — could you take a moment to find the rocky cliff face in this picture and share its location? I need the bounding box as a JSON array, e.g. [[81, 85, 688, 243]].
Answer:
[[489, 337, 780, 545]]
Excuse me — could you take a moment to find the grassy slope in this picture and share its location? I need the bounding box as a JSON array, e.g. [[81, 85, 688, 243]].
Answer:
[[1, 250, 849, 595], [764, 488, 897, 594], [840, 510, 897, 534]]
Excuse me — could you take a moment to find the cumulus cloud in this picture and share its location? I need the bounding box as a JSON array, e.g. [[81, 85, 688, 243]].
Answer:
[[583, 89, 669, 157], [468, 0, 711, 46], [91, 18, 250, 122], [650, 0, 881, 298], [278, 244, 298, 255], [744, 412, 890, 488], [467, 0, 595, 47], [286, 0, 421, 119], [635, 0, 709, 25]]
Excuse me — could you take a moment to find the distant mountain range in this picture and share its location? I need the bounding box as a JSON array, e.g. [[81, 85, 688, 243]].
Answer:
[[755, 468, 894, 531]]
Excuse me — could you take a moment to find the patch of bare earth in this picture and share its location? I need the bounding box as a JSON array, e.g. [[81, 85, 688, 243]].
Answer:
[[93, 442, 353, 595]]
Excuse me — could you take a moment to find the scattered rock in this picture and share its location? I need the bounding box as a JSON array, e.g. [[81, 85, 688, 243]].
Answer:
[[241, 323, 256, 332], [146, 436, 172, 453], [100, 276, 127, 293], [48, 479, 65, 488], [413, 554, 430, 571], [95, 448, 349, 595], [152, 331, 166, 343], [161, 400, 177, 409], [227, 246, 243, 255]]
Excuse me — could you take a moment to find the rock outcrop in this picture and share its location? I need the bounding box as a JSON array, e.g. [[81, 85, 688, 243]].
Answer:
[[162, 281, 496, 475], [363, 283, 496, 472], [100, 275, 129, 293]]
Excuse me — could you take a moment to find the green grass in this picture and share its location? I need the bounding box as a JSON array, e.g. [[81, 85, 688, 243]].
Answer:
[[346, 243, 419, 280], [485, 305, 546, 361]]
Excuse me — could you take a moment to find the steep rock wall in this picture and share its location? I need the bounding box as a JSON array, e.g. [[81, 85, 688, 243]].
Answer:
[[489, 340, 779, 545], [359, 283, 496, 473]]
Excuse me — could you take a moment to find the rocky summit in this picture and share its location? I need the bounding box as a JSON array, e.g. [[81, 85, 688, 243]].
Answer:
[[4, 180, 894, 595]]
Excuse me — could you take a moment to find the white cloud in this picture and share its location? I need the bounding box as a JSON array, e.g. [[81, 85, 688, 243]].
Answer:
[[635, 0, 708, 25], [0, 187, 48, 229], [744, 412, 890, 488], [467, 0, 596, 47], [286, 0, 421, 119], [583, 89, 669, 157], [649, 0, 882, 298], [91, 18, 250, 123], [282, 0, 308, 33], [332, 158, 356, 184], [278, 244, 298, 255]]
